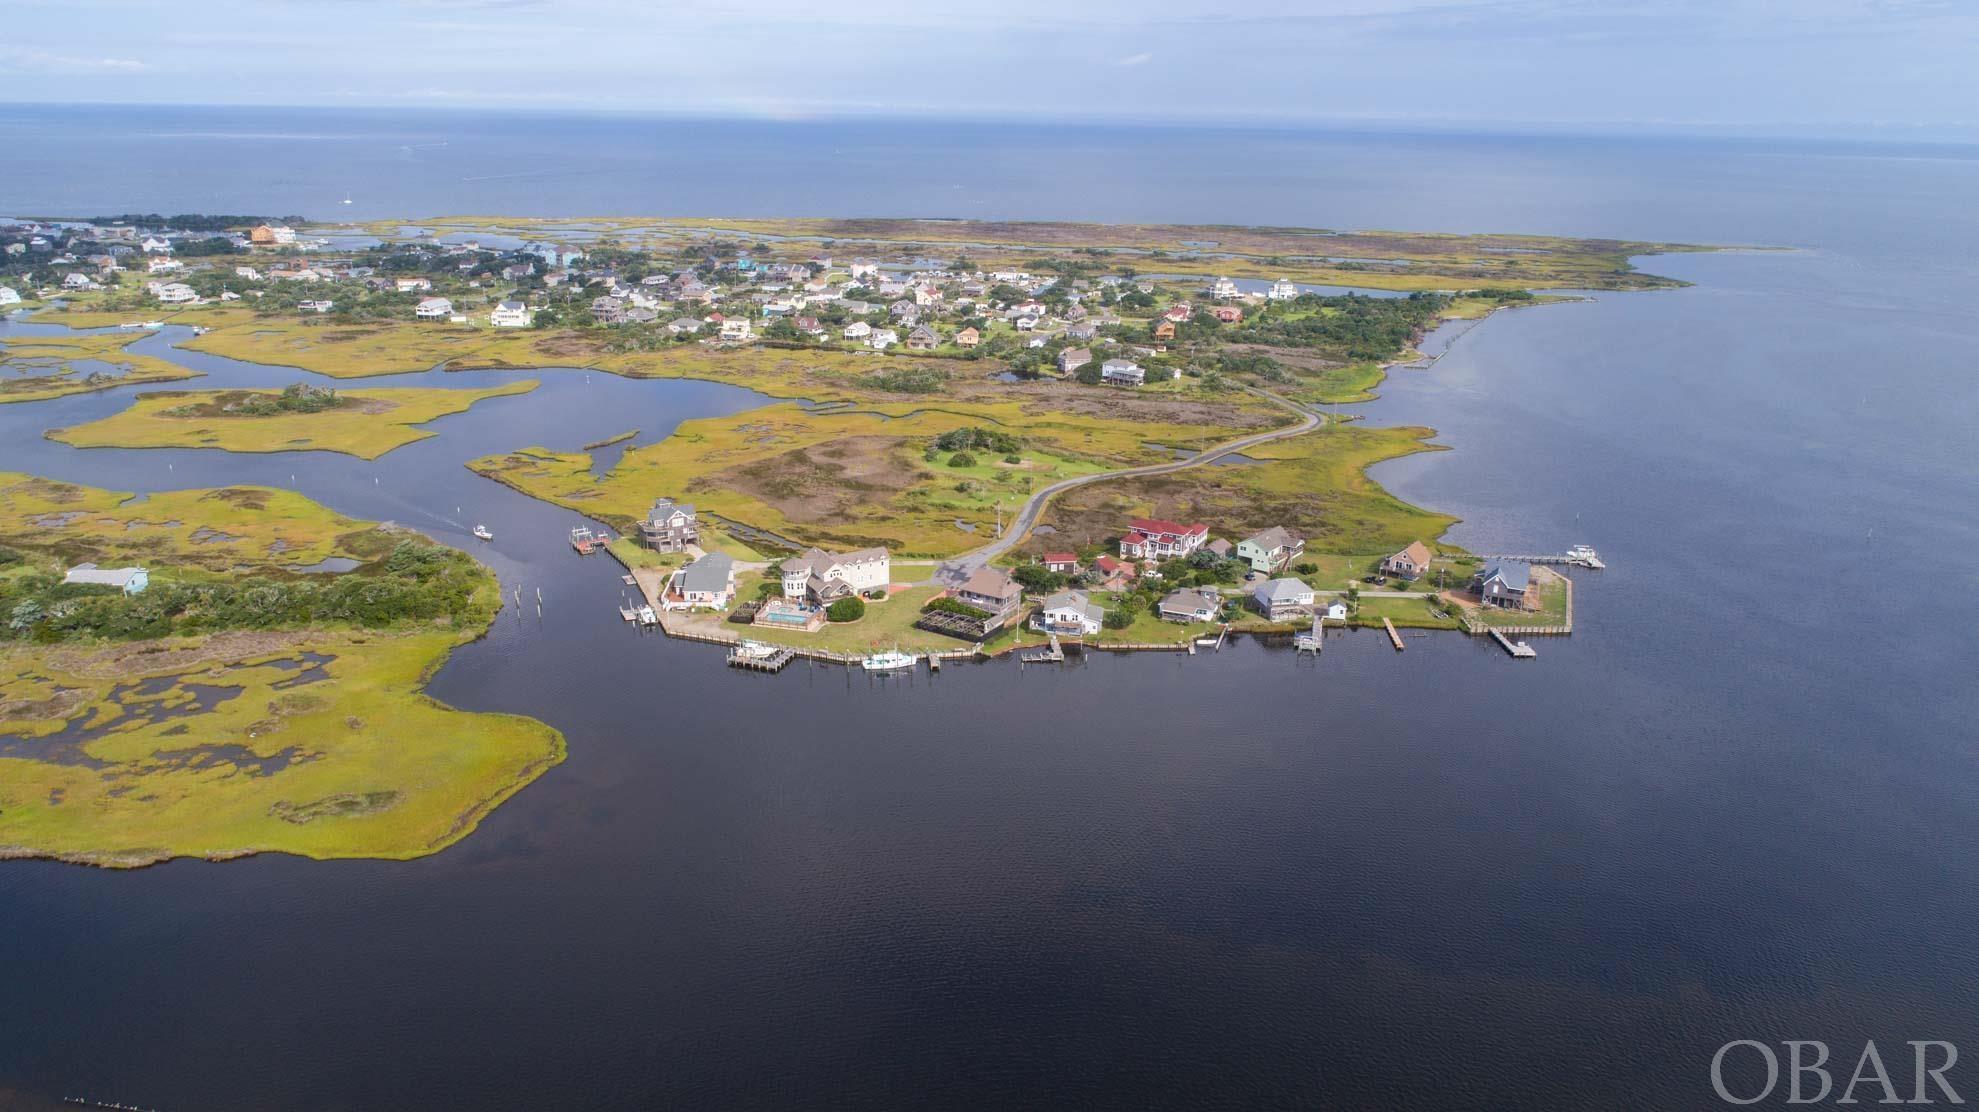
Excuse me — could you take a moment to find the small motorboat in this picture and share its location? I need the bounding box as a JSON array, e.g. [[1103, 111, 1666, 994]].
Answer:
[[472, 525, 493, 541], [862, 648, 917, 672], [733, 640, 780, 660], [636, 605, 658, 625]]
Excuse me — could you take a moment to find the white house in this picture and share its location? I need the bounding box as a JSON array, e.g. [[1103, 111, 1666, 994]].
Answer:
[[869, 328, 899, 350], [61, 273, 95, 290], [1268, 278, 1300, 301], [1033, 589, 1105, 636], [395, 276, 433, 293], [490, 301, 533, 328], [1100, 358, 1145, 386], [719, 318, 754, 341], [150, 282, 196, 304], [0, 287, 20, 306], [781, 546, 890, 603], [64, 563, 149, 595], [1322, 599, 1350, 622], [147, 257, 184, 274], [666, 552, 736, 610], [234, 265, 261, 280], [298, 299, 335, 313], [141, 236, 172, 255], [848, 259, 880, 279], [842, 321, 872, 340], [1211, 276, 1241, 300], [414, 296, 454, 320]]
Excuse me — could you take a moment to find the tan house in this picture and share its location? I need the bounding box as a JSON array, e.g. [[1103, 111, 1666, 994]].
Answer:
[[955, 326, 981, 348], [1381, 541, 1433, 581]]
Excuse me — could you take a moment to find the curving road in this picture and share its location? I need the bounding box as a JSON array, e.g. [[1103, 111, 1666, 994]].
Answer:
[[934, 388, 1322, 584]]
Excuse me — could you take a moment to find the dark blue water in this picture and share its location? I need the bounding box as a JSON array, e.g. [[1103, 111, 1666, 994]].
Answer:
[[2, 107, 1978, 1110]]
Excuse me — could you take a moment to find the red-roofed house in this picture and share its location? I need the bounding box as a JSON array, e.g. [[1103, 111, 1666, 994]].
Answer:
[[1042, 552, 1079, 574], [1093, 555, 1136, 589], [1120, 518, 1209, 561]]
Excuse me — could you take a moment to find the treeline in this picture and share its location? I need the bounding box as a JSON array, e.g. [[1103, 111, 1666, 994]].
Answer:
[[3, 540, 494, 644], [76, 214, 304, 231], [1228, 292, 1450, 361]]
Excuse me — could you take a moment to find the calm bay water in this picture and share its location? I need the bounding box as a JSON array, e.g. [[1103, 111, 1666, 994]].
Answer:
[[2, 106, 1978, 1110]]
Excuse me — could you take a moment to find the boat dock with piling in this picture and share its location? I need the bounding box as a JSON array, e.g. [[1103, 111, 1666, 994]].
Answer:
[[1489, 629, 1537, 658], [728, 644, 797, 672]]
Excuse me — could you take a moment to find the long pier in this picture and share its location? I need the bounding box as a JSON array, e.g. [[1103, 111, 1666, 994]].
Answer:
[[1383, 617, 1405, 650], [1478, 551, 1606, 569]]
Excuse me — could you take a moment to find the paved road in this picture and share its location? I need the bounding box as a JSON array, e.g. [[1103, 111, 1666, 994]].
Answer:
[[933, 389, 1322, 584]]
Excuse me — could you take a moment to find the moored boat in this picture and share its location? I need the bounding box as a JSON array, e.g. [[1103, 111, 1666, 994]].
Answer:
[[472, 525, 493, 541], [861, 648, 917, 672]]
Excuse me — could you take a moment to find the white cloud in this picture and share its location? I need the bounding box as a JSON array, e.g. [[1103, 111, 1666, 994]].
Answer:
[[0, 46, 150, 73]]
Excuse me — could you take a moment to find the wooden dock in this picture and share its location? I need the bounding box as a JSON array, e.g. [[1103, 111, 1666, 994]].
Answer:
[[1383, 617, 1405, 650], [1293, 616, 1323, 654], [1479, 551, 1605, 569], [1489, 629, 1537, 658], [1022, 633, 1065, 664]]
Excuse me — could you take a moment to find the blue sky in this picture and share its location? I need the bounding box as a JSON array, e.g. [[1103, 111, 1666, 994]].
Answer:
[[3, 0, 1976, 136]]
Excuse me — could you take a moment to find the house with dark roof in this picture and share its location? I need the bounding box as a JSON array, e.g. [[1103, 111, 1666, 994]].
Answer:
[[1472, 561, 1533, 609], [667, 552, 735, 610], [1158, 587, 1222, 624], [640, 498, 698, 551]]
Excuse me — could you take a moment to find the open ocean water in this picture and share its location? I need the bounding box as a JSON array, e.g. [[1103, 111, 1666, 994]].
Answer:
[[2, 105, 1977, 1109]]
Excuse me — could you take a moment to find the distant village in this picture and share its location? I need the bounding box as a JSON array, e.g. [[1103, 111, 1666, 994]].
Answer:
[[0, 214, 1419, 391]]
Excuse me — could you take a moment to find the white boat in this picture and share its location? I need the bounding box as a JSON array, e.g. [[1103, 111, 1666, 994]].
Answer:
[[140, 321, 164, 329], [471, 525, 493, 541], [862, 648, 917, 672], [636, 605, 658, 625], [733, 640, 780, 660]]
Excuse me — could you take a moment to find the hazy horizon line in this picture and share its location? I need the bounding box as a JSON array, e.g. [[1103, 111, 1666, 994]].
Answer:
[[6, 98, 1979, 147]]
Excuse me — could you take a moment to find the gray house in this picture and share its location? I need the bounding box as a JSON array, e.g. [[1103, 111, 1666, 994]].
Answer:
[[1250, 577, 1315, 620], [1235, 526, 1303, 574], [640, 498, 698, 551], [1157, 587, 1222, 623], [669, 552, 735, 610], [1472, 561, 1532, 609]]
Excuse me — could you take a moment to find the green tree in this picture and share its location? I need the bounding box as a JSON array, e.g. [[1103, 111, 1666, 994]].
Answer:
[[826, 597, 866, 623]]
